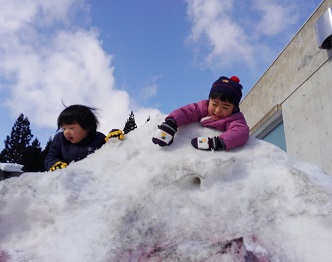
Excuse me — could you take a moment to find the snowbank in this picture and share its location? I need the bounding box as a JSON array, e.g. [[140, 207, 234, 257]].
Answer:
[[0, 115, 332, 261], [0, 163, 23, 172]]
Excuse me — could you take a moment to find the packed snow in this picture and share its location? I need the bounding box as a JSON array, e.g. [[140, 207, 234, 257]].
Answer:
[[1, 114, 332, 262], [0, 163, 23, 173]]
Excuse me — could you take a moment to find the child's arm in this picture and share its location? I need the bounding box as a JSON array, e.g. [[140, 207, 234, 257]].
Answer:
[[105, 129, 124, 141], [167, 100, 208, 127], [219, 120, 249, 150], [48, 161, 68, 171], [152, 101, 207, 147], [191, 136, 225, 151], [191, 118, 249, 151], [152, 118, 177, 147], [44, 146, 67, 171], [44, 134, 67, 171]]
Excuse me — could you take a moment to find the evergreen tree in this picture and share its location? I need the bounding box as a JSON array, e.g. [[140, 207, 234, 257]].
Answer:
[[0, 114, 33, 164], [123, 111, 137, 134], [0, 114, 51, 173], [41, 137, 53, 162], [21, 138, 43, 172], [39, 137, 53, 171], [22, 137, 53, 172]]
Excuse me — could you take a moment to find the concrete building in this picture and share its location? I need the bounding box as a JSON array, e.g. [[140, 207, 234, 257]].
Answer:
[[240, 0, 332, 175]]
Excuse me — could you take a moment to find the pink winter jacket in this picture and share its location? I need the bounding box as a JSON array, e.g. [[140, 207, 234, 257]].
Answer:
[[167, 100, 249, 150]]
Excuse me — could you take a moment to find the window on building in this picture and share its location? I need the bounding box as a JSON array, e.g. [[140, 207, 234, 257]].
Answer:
[[260, 122, 287, 151], [251, 105, 287, 151]]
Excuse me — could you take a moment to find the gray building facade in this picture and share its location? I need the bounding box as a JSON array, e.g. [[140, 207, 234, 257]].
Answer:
[[240, 0, 332, 175]]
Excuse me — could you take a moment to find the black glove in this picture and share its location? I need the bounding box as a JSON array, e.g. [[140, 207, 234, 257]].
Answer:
[[191, 136, 225, 151], [49, 161, 68, 171], [152, 118, 177, 146]]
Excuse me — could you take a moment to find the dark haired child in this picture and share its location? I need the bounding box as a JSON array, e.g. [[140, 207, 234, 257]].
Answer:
[[152, 76, 249, 151], [45, 104, 106, 171]]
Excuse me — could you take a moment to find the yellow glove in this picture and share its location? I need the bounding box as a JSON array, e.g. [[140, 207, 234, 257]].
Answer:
[[49, 161, 68, 171], [105, 129, 124, 142]]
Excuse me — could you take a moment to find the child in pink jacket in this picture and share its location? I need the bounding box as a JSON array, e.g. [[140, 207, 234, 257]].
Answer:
[[152, 76, 249, 151]]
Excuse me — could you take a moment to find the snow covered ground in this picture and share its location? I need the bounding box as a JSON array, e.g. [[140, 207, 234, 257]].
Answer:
[[0, 163, 24, 173], [1, 114, 332, 262]]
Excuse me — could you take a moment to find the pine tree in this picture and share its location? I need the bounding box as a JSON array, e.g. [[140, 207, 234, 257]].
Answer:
[[23, 137, 53, 172], [0, 114, 33, 164], [39, 137, 53, 170], [123, 111, 137, 134], [41, 137, 53, 161], [0, 114, 51, 173], [21, 138, 43, 172]]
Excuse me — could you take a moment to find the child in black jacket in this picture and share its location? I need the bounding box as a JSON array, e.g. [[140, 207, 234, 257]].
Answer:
[[45, 105, 106, 171]]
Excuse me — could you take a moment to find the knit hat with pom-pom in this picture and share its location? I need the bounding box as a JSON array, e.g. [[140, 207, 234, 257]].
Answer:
[[209, 76, 243, 105]]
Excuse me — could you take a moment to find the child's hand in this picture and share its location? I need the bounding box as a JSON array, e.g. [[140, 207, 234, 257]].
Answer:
[[191, 137, 225, 151], [49, 161, 68, 171], [152, 118, 177, 147], [105, 129, 124, 141]]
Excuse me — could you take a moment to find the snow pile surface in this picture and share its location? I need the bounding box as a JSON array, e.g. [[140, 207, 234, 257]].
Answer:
[[1, 115, 332, 262], [0, 163, 23, 172]]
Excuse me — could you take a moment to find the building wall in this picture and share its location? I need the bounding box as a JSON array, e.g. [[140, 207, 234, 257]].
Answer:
[[240, 0, 332, 175]]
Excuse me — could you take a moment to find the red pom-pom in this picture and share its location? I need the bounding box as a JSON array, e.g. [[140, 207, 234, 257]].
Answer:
[[230, 76, 240, 83]]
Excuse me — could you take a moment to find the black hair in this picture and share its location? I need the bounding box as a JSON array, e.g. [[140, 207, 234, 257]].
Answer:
[[57, 104, 99, 132], [209, 92, 240, 113]]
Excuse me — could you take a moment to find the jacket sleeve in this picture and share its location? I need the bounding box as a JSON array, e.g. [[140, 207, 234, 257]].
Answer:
[[89, 132, 106, 151], [219, 119, 249, 150], [167, 100, 208, 127], [44, 134, 64, 170]]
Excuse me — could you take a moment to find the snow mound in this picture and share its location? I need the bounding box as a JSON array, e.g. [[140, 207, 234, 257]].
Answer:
[[0, 163, 23, 172], [1, 115, 332, 262]]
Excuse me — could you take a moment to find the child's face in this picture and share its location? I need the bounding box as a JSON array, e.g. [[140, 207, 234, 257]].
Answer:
[[62, 123, 88, 144], [208, 98, 235, 120]]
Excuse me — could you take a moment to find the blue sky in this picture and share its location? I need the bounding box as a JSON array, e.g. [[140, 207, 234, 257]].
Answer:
[[0, 0, 322, 149]]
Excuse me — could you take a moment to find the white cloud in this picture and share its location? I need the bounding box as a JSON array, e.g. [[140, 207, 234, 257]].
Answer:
[[0, 1, 38, 32], [139, 75, 161, 100], [185, 0, 254, 71], [0, 0, 160, 136], [184, 0, 303, 73], [254, 2, 299, 36], [0, 0, 83, 32]]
